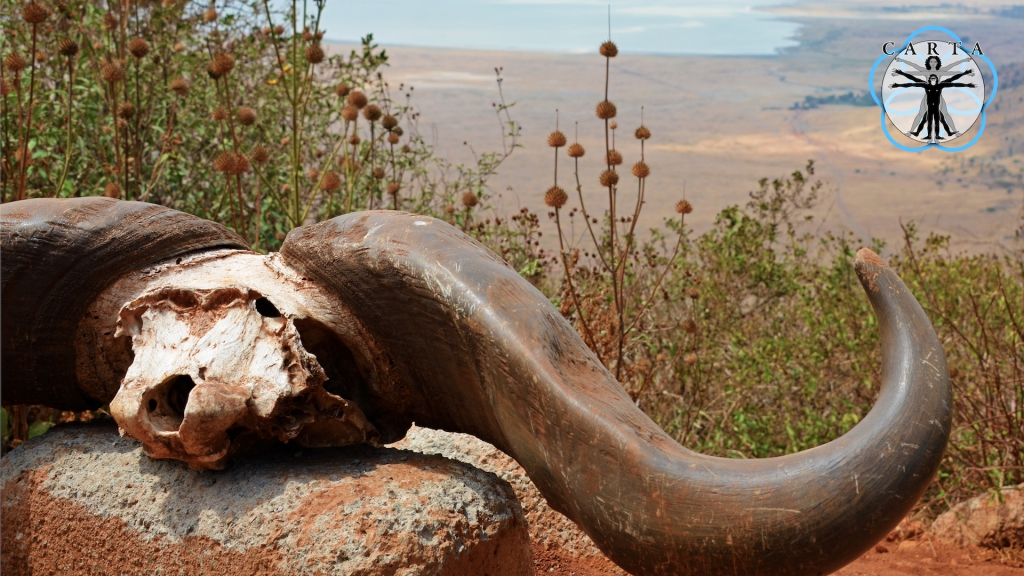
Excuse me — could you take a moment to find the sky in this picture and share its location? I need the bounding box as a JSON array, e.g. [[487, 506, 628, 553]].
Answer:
[[316, 0, 800, 56]]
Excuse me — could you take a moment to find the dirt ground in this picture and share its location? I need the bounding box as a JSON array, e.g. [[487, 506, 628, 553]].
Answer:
[[532, 538, 1024, 575]]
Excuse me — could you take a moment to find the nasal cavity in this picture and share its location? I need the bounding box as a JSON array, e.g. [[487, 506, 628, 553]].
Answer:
[[255, 297, 282, 318], [147, 374, 196, 432]]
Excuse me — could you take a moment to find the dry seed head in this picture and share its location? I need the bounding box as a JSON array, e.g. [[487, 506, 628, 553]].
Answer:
[[599, 169, 619, 187], [237, 106, 256, 126], [100, 61, 124, 83], [250, 145, 269, 164], [635, 125, 651, 140], [444, 205, 455, 215], [4, 53, 27, 74], [273, 25, 285, 35], [57, 38, 79, 57], [688, 287, 699, 299], [544, 186, 568, 209], [304, 44, 324, 64], [341, 105, 358, 122], [381, 114, 398, 130], [128, 38, 150, 59], [387, 182, 400, 195], [341, 157, 361, 172], [392, 126, 404, 137], [173, 41, 185, 53], [599, 41, 618, 58], [315, 30, 324, 40], [0, 77, 11, 97], [210, 53, 235, 77], [348, 134, 361, 146], [363, 104, 382, 122], [607, 150, 623, 166], [22, 1, 49, 24], [302, 29, 314, 42], [675, 199, 693, 214], [211, 105, 228, 121], [306, 167, 320, 180], [596, 100, 617, 120], [631, 161, 650, 179], [567, 143, 585, 158], [684, 352, 698, 366], [118, 102, 135, 119], [169, 77, 189, 96], [387, 133, 400, 145], [334, 82, 350, 98], [461, 192, 479, 208], [401, 144, 411, 154], [104, 182, 121, 198], [609, 121, 618, 130], [102, 12, 117, 30], [547, 130, 567, 148], [347, 90, 368, 109], [683, 319, 697, 334], [116, 118, 128, 131], [320, 170, 342, 191], [213, 151, 248, 174], [203, 7, 217, 23], [372, 167, 385, 179]]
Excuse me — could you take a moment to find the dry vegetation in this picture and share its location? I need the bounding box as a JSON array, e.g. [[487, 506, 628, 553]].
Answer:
[[2, 0, 1022, 525]]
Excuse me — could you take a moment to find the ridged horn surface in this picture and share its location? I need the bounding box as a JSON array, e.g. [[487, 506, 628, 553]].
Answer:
[[281, 211, 952, 576], [1, 198, 248, 410]]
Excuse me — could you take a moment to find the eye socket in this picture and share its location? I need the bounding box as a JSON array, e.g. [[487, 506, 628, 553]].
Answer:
[[146, 374, 196, 432], [255, 297, 282, 318]]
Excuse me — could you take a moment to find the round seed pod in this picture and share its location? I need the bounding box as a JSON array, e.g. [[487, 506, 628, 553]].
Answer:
[[599, 41, 618, 58], [102, 12, 117, 30], [203, 8, 218, 23], [320, 171, 342, 192], [688, 287, 699, 299], [596, 100, 617, 120], [607, 150, 623, 166], [372, 167, 385, 180], [461, 192, 479, 208], [1, 77, 11, 97], [237, 106, 257, 126], [392, 126, 404, 137], [635, 126, 651, 140], [567, 143, 585, 158], [599, 169, 619, 187], [387, 182, 400, 195], [58, 38, 79, 57], [118, 102, 135, 119], [363, 104, 382, 122], [347, 90, 368, 109], [401, 144, 411, 154], [307, 167, 320, 180], [610, 121, 618, 130], [250, 145, 270, 164], [304, 44, 325, 64], [210, 53, 235, 77], [22, 1, 50, 24], [211, 106, 228, 122], [169, 77, 189, 96], [273, 25, 285, 35], [335, 82, 350, 98], [100, 61, 124, 83], [683, 319, 697, 334], [341, 105, 358, 122], [128, 38, 150, 59], [544, 186, 568, 209], [631, 161, 650, 179], [548, 131, 567, 148], [381, 115, 398, 130], [173, 41, 185, 53], [349, 135, 361, 146], [4, 53, 27, 74], [684, 352, 698, 365], [387, 133, 400, 145], [675, 199, 693, 214], [103, 182, 121, 198]]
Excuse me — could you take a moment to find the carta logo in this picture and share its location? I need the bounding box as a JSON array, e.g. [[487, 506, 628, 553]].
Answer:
[[870, 26, 998, 152]]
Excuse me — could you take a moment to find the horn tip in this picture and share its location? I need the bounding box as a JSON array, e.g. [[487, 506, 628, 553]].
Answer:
[[855, 247, 886, 269]]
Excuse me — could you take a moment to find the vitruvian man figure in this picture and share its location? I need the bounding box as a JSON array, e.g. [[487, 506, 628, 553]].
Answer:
[[894, 55, 972, 135], [890, 66, 975, 141]]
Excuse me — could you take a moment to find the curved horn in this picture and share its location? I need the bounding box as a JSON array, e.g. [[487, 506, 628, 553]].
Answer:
[[1, 198, 248, 409], [282, 211, 952, 575]]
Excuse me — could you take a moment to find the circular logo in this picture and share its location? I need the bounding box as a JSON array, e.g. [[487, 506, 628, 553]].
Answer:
[[881, 40, 985, 144]]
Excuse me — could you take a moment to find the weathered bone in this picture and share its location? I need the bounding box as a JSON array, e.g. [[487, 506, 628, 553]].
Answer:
[[109, 285, 377, 470]]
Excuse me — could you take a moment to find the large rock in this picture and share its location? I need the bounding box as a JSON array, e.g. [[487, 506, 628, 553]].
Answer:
[[1, 422, 533, 576], [931, 484, 1024, 549], [395, 426, 628, 575]]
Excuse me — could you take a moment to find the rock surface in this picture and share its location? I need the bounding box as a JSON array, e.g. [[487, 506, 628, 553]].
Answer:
[[1, 422, 533, 576], [931, 484, 1024, 549], [394, 425, 629, 575]]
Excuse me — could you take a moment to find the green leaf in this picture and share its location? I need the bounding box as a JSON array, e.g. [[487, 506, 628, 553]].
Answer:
[[28, 420, 53, 439]]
